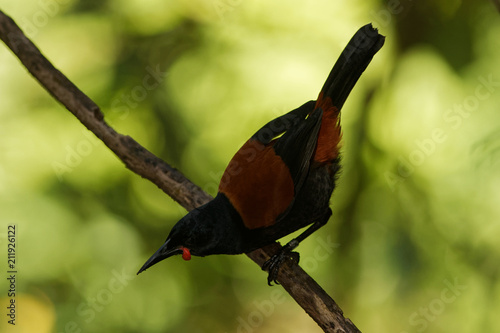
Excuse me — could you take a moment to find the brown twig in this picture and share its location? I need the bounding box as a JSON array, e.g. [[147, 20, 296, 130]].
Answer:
[[0, 10, 377, 332], [0, 11, 210, 212]]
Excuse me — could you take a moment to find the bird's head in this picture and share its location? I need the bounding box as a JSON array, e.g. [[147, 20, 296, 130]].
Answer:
[[137, 207, 222, 274]]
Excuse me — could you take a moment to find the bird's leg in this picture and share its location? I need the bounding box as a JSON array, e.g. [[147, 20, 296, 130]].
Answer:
[[262, 208, 332, 286]]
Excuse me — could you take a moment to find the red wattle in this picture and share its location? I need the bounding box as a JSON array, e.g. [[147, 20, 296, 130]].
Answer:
[[181, 247, 191, 261]]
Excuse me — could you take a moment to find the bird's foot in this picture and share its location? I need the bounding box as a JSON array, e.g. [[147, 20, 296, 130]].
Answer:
[[262, 247, 300, 286]]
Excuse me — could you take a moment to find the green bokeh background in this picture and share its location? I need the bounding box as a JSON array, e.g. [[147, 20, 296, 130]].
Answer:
[[1, 0, 499, 332]]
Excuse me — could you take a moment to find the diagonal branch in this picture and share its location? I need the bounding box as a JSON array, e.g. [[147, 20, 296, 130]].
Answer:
[[0, 10, 377, 332], [0, 12, 210, 212]]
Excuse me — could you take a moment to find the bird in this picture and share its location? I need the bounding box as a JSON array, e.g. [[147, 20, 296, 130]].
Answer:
[[138, 24, 384, 285]]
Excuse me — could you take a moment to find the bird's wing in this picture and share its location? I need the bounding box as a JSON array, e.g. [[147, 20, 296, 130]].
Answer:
[[218, 102, 323, 230]]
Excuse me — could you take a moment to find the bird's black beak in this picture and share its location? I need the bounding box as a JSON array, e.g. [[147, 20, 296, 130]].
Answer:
[[137, 239, 182, 274]]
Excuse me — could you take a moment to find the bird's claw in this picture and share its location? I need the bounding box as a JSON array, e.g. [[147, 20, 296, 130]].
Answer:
[[262, 250, 300, 286]]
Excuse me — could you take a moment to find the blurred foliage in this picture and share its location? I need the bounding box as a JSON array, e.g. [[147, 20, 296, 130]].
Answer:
[[0, 0, 499, 332]]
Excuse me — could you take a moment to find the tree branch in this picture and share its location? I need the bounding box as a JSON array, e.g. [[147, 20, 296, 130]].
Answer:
[[0, 11, 210, 212], [0, 10, 372, 332]]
